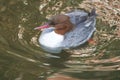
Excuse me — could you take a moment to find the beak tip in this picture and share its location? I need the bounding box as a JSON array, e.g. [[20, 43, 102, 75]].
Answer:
[[34, 24, 50, 30]]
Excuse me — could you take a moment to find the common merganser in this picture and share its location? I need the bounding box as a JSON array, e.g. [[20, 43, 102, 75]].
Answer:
[[35, 8, 97, 53]]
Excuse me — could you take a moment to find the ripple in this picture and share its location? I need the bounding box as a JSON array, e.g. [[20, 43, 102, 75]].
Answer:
[[0, 0, 120, 80]]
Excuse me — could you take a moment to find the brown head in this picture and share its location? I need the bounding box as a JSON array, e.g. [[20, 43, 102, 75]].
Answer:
[[49, 14, 74, 35]]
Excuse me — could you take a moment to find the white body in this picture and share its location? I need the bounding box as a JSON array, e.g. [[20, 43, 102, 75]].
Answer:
[[39, 31, 64, 48]]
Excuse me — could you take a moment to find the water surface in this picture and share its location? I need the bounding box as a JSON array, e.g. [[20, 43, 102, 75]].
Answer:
[[0, 0, 120, 80]]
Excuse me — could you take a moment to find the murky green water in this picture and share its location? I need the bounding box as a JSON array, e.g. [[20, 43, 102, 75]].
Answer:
[[0, 0, 120, 80]]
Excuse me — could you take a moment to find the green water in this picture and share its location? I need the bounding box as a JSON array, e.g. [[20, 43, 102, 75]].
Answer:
[[0, 0, 120, 80]]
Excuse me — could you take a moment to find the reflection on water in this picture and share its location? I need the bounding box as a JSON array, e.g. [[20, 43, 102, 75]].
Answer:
[[0, 0, 120, 80]]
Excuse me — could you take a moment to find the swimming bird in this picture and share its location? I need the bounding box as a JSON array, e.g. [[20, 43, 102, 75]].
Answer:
[[35, 8, 97, 53]]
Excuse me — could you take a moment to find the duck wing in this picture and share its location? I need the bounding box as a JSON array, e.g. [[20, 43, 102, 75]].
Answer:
[[65, 9, 88, 25], [61, 8, 96, 48]]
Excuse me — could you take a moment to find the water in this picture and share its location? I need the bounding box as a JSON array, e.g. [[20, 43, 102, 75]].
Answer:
[[0, 0, 120, 80]]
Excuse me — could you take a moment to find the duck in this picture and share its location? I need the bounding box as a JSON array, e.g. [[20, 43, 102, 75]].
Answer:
[[35, 8, 97, 53]]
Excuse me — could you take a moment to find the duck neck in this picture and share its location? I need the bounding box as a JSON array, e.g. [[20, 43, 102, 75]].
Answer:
[[54, 22, 74, 35], [54, 29, 66, 35]]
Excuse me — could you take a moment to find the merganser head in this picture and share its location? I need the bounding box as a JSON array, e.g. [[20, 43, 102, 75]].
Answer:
[[35, 14, 74, 35], [49, 14, 74, 35], [49, 14, 70, 25]]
